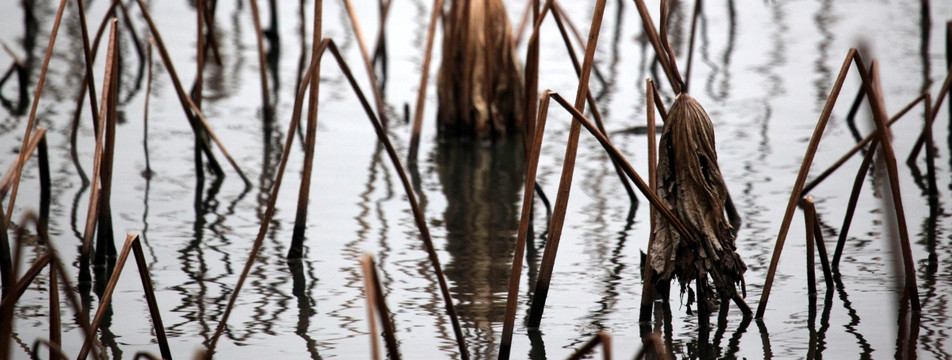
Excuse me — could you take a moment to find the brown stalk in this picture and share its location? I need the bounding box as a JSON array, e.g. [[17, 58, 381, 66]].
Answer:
[[80, 20, 120, 280], [0, 213, 26, 358], [193, 0, 206, 110], [807, 198, 833, 291], [513, 0, 532, 47], [75, 0, 101, 139], [520, 0, 553, 154], [4, 0, 69, 227], [95, 27, 123, 266], [408, 0, 445, 162], [210, 39, 468, 358], [549, 4, 637, 203], [683, 0, 701, 93], [371, 0, 393, 68], [207, 42, 321, 357], [907, 64, 951, 163], [499, 91, 553, 359], [47, 238, 103, 357], [0, 127, 47, 198], [324, 39, 467, 358], [360, 254, 382, 360], [249, 0, 273, 113], [144, 38, 155, 177], [527, 0, 607, 329], [631, 0, 681, 93], [200, 0, 223, 66], [342, 0, 390, 127], [68, 0, 121, 186], [368, 255, 400, 359], [552, 1, 607, 85], [567, 332, 612, 360], [852, 56, 920, 311], [0, 205, 7, 288], [0, 251, 53, 315], [49, 264, 61, 360], [639, 79, 659, 322], [289, 0, 323, 260], [30, 339, 70, 360], [832, 138, 879, 270], [756, 49, 856, 318], [132, 237, 173, 359], [78, 233, 139, 359], [135, 0, 244, 181], [803, 92, 928, 195], [802, 197, 817, 296]]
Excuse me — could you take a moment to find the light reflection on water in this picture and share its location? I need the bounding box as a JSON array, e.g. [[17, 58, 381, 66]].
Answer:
[[0, 0, 951, 359]]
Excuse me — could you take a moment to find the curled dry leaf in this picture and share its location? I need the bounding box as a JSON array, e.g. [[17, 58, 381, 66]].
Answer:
[[650, 93, 746, 298], [437, 0, 524, 139]]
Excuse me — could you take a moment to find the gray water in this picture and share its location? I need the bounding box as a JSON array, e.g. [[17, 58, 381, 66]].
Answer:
[[2, 0, 952, 358]]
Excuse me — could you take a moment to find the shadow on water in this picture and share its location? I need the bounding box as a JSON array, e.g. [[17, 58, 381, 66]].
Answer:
[[436, 136, 524, 358]]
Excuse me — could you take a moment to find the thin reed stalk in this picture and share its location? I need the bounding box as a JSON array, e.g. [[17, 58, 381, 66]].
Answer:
[[683, 0, 701, 92], [853, 57, 920, 311], [908, 65, 950, 162], [549, 3, 637, 203], [209, 41, 323, 358], [193, 0, 206, 109], [632, 0, 681, 93], [832, 138, 879, 270], [756, 49, 855, 318], [249, 0, 273, 115], [567, 332, 612, 360], [80, 20, 120, 282], [803, 93, 928, 195], [0, 205, 8, 288], [144, 39, 155, 177], [639, 79, 660, 322], [209, 39, 468, 359], [807, 200, 833, 291], [342, 0, 390, 126], [0, 127, 46, 199], [4, 0, 69, 227], [78, 233, 138, 359], [95, 33, 122, 266], [48, 264, 60, 360], [527, 0, 608, 329], [37, 132, 50, 232], [0, 252, 53, 315], [75, 0, 101, 138], [368, 256, 399, 359], [499, 91, 554, 359], [802, 197, 818, 296], [30, 339, 69, 360], [135, 0, 253, 184], [360, 254, 382, 360], [408, 0, 445, 162], [759, 49, 922, 317], [68, 0, 121, 186], [132, 237, 173, 359], [288, 0, 323, 261]]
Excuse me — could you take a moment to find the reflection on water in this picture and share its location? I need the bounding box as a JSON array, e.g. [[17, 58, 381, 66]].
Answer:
[[437, 136, 524, 357]]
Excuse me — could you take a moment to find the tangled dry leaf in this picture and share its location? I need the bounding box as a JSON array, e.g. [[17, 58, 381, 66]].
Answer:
[[650, 93, 746, 298]]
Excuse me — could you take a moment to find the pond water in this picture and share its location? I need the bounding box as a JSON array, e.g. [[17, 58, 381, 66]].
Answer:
[[2, 0, 952, 358]]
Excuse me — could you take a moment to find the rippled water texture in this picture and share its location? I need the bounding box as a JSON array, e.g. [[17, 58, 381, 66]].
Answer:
[[1, 0, 952, 358]]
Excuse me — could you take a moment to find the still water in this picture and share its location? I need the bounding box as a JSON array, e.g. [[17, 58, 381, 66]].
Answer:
[[1, 0, 951, 358]]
